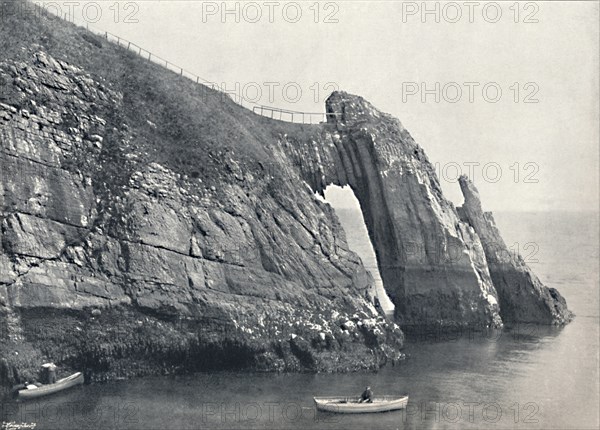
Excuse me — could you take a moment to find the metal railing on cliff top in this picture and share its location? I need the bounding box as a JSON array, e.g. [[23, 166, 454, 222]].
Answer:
[[37, 6, 335, 125]]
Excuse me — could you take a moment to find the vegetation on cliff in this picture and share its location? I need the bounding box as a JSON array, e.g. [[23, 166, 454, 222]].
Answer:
[[0, 0, 570, 394], [0, 0, 403, 392]]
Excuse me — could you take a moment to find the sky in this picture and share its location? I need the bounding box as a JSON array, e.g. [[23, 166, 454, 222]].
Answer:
[[43, 0, 599, 212]]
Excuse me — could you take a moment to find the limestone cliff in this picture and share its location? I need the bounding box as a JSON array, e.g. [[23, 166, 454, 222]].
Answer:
[[275, 93, 503, 330], [457, 176, 573, 325], [0, 4, 403, 389], [0, 0, 570, 391]]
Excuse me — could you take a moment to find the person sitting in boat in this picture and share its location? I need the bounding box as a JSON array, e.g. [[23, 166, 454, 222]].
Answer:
[[359, 386, 373, 403], [41, 363, 57, 384]]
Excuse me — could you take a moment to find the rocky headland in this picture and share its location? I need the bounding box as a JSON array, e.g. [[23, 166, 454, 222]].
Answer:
[[0, 0, 571, 393]]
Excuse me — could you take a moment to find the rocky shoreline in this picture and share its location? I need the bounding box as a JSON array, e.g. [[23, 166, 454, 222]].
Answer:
[[0, 0, 571, 395]]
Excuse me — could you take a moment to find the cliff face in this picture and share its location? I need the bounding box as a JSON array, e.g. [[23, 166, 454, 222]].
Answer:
[[0, 8, 404, 387], [0, 1, 570, 390], [457, 176, 573, 325], [276, 93, 503, 330]]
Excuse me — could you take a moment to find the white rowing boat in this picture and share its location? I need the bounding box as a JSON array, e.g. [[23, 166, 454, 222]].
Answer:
[[18, 372, 84, 400], [314, 395, 409, 413]]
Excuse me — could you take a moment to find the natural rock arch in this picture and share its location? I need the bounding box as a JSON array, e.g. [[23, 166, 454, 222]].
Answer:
[[277, 91, 571, 328]]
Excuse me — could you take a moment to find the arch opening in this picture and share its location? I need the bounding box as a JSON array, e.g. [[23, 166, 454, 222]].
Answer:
[[320, 184, 395, 316]]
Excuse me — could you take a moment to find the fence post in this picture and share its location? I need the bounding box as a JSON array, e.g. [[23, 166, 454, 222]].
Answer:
[[196, 77, 199, 83], [105, 32, 108, 39], [180, 68, 183, 76]]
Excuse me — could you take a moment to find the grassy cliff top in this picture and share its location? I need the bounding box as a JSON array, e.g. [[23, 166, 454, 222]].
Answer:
[[0, 0, 322, 186]]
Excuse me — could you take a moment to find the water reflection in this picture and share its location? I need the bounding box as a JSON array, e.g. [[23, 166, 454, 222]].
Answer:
[[1, 319, 590, 430], [3, 211, 597, 430]]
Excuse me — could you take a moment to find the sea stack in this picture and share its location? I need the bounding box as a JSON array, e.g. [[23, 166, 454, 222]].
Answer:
[[457, 175, 573, 325]]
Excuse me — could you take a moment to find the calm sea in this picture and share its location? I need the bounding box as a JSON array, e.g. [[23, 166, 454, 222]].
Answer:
[[3, 211, 599, 430]]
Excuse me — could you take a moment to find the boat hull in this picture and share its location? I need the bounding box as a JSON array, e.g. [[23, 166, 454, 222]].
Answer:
[[18, 372, 84, 400], [314, 395, 409, 413]]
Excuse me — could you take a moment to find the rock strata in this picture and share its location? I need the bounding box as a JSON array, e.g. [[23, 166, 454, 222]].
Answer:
[[0, 38, 402, 390], [457, 175, 573, 325], [0, 0, 570, 392], [277, 93, 504, 330]]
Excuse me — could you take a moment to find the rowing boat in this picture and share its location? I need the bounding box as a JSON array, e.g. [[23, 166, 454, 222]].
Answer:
[[314, 395, 409, 413], [18, 372, 84, 400]]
